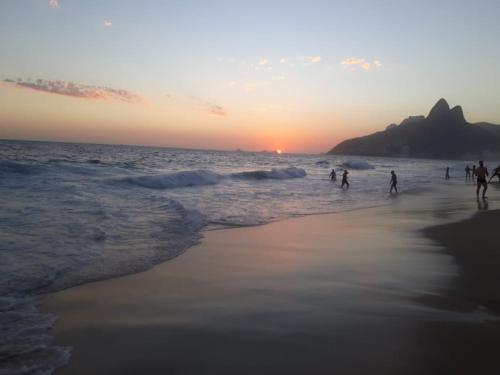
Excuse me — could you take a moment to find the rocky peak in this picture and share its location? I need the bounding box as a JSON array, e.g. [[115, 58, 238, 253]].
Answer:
[[449, 105, 466, 125], [427, 98, 450, 120]]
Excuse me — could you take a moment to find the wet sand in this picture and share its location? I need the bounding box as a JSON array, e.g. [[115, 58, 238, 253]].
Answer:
[[42, 184, 500, 374]]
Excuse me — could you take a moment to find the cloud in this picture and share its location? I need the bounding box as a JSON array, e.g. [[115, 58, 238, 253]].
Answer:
[[4, 78, 143, 103], [168, 95, 226, 116], [48, 0, 59, 8], [207, 104, 225, 116], [258, 58, 268, 66], [341, 57, 365, 66], [341, 57, 382, 71], [104, 20, 113, 28], [279, 58, 287, 64], [305, 55, 321, 63]]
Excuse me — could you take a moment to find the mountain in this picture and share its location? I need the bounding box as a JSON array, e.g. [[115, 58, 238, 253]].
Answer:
[[328, 99, 500, 159]]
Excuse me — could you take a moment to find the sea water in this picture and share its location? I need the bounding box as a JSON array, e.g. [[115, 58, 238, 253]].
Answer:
[[0, 139, 480, 374]]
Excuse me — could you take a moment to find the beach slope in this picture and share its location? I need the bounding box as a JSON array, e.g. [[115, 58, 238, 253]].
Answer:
[[43, 185, 500, 374]]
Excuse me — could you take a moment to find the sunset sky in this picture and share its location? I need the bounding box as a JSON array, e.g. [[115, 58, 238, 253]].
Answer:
[[1, 0, 500, 153]]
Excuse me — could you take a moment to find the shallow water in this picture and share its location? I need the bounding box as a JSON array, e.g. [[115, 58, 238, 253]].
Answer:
[[0, 139, 496, 373]]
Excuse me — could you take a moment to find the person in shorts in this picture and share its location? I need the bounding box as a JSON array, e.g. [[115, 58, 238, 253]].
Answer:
[[474, 160, 489, 198]]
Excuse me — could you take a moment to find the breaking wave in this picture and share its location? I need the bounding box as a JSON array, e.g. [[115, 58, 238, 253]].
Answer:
[[340, 161, 375, 170], [231, 167, 306, 180], [122, 170, 222, 189], [121, 167, 307, 189]]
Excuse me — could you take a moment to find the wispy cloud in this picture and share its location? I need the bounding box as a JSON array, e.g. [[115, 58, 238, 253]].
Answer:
[[341, 57, 382, 71], [48, 0, 59, 8], [104, 20, 113, 28], [341, 57, 365, 66], [207, 104, 225, 116], [166, 94, 226, 116], [304, 55, 321, 63], [195, 99, 225, 116], [279, 58, 287, 64], [4, 78, 143, 103]]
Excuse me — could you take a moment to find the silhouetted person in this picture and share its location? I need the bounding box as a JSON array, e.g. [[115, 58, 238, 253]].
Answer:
[[389, 170, 398, 193], [472, 165, 476, 182], [474, 161, 489, 198], [489, 166, 500, 183], [465, 165, 471, 180], [329, 168, 336, 182], [341, 170, 349, 189], [445, 167, 450, 180]]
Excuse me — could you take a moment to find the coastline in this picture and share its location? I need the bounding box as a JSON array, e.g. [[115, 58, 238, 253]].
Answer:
[[41, 183, 500, 374]]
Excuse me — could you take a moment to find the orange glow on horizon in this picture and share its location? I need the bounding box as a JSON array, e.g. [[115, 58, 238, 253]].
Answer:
[[0, 84, 384, 154]]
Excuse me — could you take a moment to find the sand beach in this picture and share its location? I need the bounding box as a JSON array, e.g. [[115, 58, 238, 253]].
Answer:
[[41, 183, 500, 374]]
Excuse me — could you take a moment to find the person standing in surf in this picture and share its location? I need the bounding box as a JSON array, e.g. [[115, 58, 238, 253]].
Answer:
[[389, 170, 398, 193], [445, 167, 450, 180], [465, 165, 471, 180], [474, 161, 489, 198], [329, 168, 336, 182], [341, 170, 349, 189]]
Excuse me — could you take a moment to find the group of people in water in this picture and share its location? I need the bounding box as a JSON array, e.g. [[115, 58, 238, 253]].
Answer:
[[329, 160, 500, 198], [329, 167, 399, 193], [329, 168, 351, 189]]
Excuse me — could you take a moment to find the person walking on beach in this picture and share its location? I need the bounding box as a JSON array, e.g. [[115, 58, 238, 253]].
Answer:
[[341, 170, 349, 189], [465, 165, 471, 180], [488, 166, 500, 183], [329, 168, 336, 182], [474, 161, 489, 198], [389, 170, 398, 193], [445, 167, 450, 180], [472, 165, 476, 182]]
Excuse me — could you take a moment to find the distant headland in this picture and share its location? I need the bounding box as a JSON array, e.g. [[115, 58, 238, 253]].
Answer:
[[328, 99, 500, 159]]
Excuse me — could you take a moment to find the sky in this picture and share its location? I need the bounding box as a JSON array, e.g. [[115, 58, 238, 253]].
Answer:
[[1, 0, 500, 153]]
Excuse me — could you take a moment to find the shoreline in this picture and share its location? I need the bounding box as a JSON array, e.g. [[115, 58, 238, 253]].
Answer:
[[423, 207, 500, 314], [41, 183, 500, 374]]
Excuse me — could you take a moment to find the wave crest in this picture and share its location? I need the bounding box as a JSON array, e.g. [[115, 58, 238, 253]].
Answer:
[[340, 161, 375, 170], [120, 167, 307, 190], [123, 170, 222, 189], [231, 167, 306, 180]]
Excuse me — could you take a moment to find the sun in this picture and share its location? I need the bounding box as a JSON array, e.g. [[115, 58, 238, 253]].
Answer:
[[276, 149, 282, 154]]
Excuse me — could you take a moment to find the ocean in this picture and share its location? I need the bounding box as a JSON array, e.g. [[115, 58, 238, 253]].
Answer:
[[0, 139, 482, 374]]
